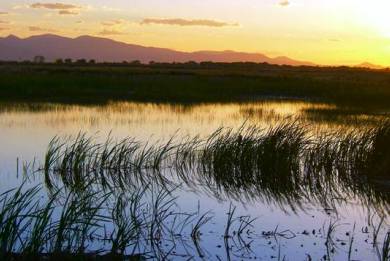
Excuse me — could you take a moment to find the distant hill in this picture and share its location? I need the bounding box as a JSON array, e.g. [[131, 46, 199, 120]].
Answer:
[[0, 34, 315, 66], [356, 62, 384, 70]]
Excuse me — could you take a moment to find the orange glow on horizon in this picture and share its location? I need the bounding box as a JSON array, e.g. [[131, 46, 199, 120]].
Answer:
[[0, 0, 389, 66]]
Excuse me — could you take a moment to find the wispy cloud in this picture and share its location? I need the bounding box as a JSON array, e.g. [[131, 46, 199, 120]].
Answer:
[[31, 3, 78, 10], [141, 18, 238, 27], [98, 29, 124, 36], [279, 0, 290, 7], [31, 2, 80, 15], [0, 20, 9, 24], [28, 26, 57, 32], [58, 10, 78, 15], [0, 12, 8, 15], [101, 19, 123, 26], [0, 27, 8, 31], [101, 6, 120, 12]]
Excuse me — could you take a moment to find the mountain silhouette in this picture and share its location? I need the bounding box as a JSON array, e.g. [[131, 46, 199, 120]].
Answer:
[[356, 62, 384, 70], [0, 34, 315, 65]]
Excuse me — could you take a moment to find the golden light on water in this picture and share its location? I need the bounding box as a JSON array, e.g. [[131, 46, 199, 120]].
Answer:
[[0, 101, 384, 141]]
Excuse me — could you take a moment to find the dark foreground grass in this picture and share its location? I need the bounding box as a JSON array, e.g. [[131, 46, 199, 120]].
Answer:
[[1, 63, 390, 109], [0, 182, 294, 260], [0, 183, 184, 260], [1, 184, 389, 260], [2, 121, 390, 260]]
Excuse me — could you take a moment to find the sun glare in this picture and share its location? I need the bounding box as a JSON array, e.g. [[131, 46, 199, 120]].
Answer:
[[357, 1, 390, 37]]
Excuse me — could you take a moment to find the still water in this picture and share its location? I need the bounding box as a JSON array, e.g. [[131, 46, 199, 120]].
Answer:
[[0, 101, 389, 260]]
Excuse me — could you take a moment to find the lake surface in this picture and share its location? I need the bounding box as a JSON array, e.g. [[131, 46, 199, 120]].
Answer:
[[0, 100, 389, 260]]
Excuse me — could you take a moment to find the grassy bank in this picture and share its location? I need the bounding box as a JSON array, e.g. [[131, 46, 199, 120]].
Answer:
[[1, 63, 390, 109]]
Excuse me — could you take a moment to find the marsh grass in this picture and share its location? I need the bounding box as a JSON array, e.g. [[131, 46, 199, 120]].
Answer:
[[0, 182, 389, 260], [0, 185, 41, 254], [382, 232, 390, 261], [9, 119, 387, 259], [1, 179, 272, 260], [347, 224, 356, 261], [0, 183, 203, 259], [2, 63, 390, 109], [190, 212, 213, 258], [324, 219, 341, 260], [110, 190, 145, 255], [41, 120, 390, 213]]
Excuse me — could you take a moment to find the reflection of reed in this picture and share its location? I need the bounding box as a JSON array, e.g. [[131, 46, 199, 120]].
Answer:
[[1, 182, 388, 259], [0, 183, 199, 259], [302, 107, 388, 125], [43, 121, 390, 213], [1, 101, 386, 131]]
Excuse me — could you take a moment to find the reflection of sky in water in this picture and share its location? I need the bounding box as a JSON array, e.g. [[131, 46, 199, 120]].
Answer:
[[0, 101, 389, 260]]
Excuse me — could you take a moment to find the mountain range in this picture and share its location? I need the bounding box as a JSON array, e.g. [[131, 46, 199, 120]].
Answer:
[[0, 34, 315, 66]]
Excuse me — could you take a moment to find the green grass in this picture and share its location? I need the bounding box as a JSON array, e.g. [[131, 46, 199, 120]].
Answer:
[[1, 63, 390, 109]]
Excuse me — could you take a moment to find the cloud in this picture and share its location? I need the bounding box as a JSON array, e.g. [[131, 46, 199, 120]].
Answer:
[[101, 19, 123, 26], [0, 12, 8, 15], [58, 10, 78, 15], [0, 20, 9, 24], [13, 4, 30, 10], [0, 27, 7, 31], [279, 0, 290, 6], [98, 29, 124, 36], [141, 18, 238, 27], [101, 6, 120, 12], [28, 26, 57, 32], [31, 3, 78, 10], [31, 2, 80, 15]]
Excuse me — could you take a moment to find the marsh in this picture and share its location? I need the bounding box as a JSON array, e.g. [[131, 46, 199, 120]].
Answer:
[[1, 100, 389, 260]]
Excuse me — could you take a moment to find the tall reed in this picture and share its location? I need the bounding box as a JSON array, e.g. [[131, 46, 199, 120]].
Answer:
[[42, 121, 390, 213]]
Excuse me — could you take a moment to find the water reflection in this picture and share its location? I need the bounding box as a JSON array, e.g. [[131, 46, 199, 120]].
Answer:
[[39, 122, 390, 215], [0, 101, 387, 130], [1, 101, 389, 260]]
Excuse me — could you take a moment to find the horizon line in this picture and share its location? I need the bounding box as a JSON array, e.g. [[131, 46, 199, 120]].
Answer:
[[1, 33, 388, 68]]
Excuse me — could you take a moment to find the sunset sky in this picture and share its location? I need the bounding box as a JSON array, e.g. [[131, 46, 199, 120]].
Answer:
[[1, 0, 390, 66]]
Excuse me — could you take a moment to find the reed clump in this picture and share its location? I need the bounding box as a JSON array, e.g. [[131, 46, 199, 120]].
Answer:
[[0, 184, 190, 259], [1, 182, 273, 260], [42, 121, 390, 211], [2, 120, 390, 259]]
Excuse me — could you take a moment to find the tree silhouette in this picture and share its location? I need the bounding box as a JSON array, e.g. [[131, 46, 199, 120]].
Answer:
[[33, 56, 45, 63]]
